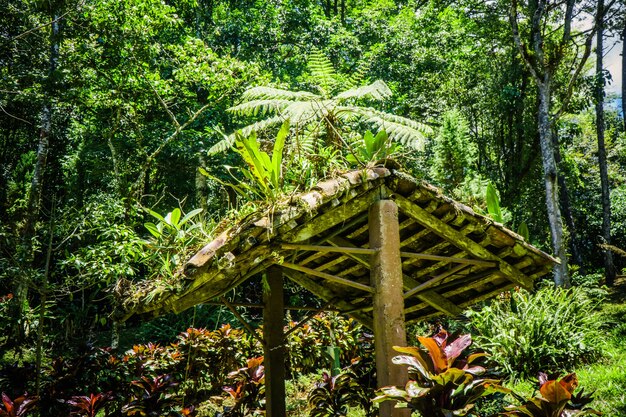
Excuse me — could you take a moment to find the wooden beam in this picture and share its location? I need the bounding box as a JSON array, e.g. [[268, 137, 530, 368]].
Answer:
[[263, 266, 286, 417], [220, 297, 264, 345], [369, 199, 410, 417], [392, 193, 533, 289], [281, 243, 376, 255], [200, 301, 340, 312], [281, 262, 374, 293], [284, 301, 333, 338], [399, 251, 495, 267], [282, 269, 373, 328], [330, 236, 463, 317], [403, 264, 468, 299]]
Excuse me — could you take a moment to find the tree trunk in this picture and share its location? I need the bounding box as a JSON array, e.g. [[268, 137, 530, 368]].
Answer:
[[554, 140, 585, 273], [538, 81, 570, 286], [622, 15, 625, 131], [596, 0, 616, 285], [15, 11, 60, 342]]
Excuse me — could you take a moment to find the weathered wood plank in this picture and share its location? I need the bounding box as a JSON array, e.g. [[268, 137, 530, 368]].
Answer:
[[403, 264, 468, 299], [281, 262, 374, 293], [400, 251, 495, 267], [392, 193, 533, 289], [281, 243, 377, 255], [282, 189, 379, 242], [282, 269, 373, 328]]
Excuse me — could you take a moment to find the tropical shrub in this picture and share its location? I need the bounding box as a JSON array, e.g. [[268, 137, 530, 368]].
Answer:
[[467, 287, 604, 379], [222, 357, 266, 417], [121, 374, 180, 417], [499, 372, 600, 416], [308, 371, 372, 417], [0, 393, 38, 417], [66, 392, 112, 417], [374, 329, 504, 417]]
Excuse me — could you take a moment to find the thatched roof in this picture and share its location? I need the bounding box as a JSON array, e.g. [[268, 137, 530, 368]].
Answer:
[[116, 168, 556, 327]]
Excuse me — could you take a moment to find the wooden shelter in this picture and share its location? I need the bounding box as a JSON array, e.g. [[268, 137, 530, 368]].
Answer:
[[116, 168, 556, 417]]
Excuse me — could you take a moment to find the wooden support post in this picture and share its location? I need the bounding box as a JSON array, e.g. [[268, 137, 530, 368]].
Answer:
[[263, 266, 286, 417], [369, 200, 410, 417]]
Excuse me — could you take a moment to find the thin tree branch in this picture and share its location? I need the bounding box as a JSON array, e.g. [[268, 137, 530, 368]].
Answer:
[[510, 0, 543, 84]]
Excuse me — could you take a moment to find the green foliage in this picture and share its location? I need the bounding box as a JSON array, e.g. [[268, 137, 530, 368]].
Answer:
[[307, 371, 371, 417], [209, 50, 431, 155], [467, 287, 604, 379], [375, 329, 505, 417], [346, 130, 401, 166], [430, 110, 475, 191]]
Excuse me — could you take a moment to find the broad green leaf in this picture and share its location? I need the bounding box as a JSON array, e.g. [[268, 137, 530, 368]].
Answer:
[[144, 222, 161, 238], [179, 208, 203, 227], [518, 221, 530, 241], [168, 208, 181, 228], [486, 183, 503, 223], [271, 120, 289, 188], [145, 208, 165, 223]]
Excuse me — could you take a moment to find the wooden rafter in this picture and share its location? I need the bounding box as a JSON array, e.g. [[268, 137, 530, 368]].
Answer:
[[400, 251, 495, 267], [403, 263, 469, 299], [281, 262, 374, 293], [282, 268, 373, 328], [221, 296, 264, 345], [328, 235, 463, 317], [392, 192, 533, 289]]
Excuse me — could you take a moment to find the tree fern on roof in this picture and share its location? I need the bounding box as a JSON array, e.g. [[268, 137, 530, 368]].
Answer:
[[208, 50, 432, 155]]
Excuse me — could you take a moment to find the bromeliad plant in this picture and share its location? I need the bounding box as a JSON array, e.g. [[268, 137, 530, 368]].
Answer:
[[346, 130, 402, 166], [202, 121, 289, 202], [374, 329, 505, 417], [499, 372, 600, 417]]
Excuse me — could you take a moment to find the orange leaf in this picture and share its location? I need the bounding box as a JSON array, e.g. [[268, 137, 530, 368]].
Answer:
[[540, 380, 572, 403], [417, 336, 448, 373], [559, 373, 578, 394]]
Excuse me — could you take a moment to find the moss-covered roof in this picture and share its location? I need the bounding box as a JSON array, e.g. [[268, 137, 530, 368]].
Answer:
[[116, 168, 556, 327]]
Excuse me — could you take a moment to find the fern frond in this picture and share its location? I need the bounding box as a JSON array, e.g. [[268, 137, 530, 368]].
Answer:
[[241, 86, 319, 101], [283, 101, 325, 125], [344, 61, 371, 90], [208, 115, 285, 154], [334, 80, 392, 102], [351, 108, 433, 150], [228, 99, 292, 117], [308, 48, 338, 97]]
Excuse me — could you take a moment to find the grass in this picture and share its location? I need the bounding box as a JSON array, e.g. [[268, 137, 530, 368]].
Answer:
[[496, 285, 626, 416]]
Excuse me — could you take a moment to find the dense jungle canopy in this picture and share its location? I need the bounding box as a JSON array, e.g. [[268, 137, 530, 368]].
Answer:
[[1, 0, 625, 403]]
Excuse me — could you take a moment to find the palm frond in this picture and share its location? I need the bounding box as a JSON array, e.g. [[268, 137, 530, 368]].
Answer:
[[334, 80, 392, 102], [350, 107, 433, 150], [227, 99, 292, 117], [207, 115, 285, 154], [308, 48, 338, 97], [241, 86, 319, 101]]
